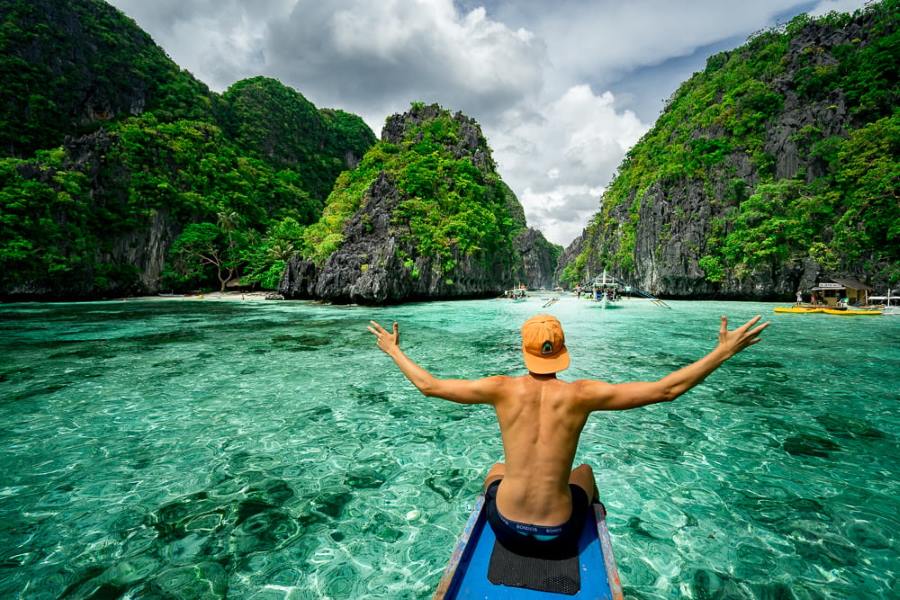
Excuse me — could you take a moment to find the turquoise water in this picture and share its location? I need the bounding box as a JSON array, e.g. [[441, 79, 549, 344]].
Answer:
[[0, 297, 897, 599]]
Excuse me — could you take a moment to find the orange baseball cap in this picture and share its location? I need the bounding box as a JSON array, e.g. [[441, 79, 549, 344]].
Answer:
[[521, 314, 570, 374]]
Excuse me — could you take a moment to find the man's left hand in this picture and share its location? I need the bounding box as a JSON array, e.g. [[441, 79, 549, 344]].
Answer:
[[368, 320, 400, 355]]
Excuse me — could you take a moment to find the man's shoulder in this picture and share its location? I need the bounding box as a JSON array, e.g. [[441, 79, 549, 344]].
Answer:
[[483, 374, 517, 386], [567, 378, 614, 400], [481, 374, 528, 392]]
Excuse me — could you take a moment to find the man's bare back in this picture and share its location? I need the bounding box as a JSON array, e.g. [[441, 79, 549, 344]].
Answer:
[[486, 374, 591, 524], [367, 312, 768, 529]]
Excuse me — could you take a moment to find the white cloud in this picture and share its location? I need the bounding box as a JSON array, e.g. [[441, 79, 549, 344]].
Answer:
[[264, 0, 546, 132], [808, 0, 870, 17], [109, 0, 870, 248], [521, 185, 605, 247], [495, 1, 812, 90], [109, 0, 292, 91], [489, 85, 649, 245]]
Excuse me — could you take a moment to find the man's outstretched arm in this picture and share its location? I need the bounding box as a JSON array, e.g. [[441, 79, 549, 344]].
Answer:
[[367, 320, 502, 404], [575, 315, 770, 411]]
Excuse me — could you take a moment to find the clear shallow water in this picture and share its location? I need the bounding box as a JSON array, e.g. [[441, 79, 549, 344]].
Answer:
[[0, 297, 897, 599]]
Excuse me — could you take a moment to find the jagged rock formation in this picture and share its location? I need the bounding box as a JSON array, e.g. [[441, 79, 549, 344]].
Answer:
[[515, 228, 562, 289], [381, 105, 495, 172], [281, 104, 559, 303], [554, 232, 584, 286], [282, 173, 521, 302], [502, 180, 562, 289], [67, 130, 180, 296], [282, 219, 559, 302], [559, 2, 898, 298], [0, 128, 181, 299]]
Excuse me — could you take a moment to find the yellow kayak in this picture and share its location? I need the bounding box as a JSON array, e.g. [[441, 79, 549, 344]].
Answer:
[[774, 306, 824, 314], [774, 306, 882, 316]]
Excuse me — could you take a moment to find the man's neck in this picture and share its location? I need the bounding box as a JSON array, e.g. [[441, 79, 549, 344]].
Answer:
[[527, 372, 558, 381]]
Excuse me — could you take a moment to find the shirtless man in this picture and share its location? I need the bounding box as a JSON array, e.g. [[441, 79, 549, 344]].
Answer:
[[367, 313, 769, 553]]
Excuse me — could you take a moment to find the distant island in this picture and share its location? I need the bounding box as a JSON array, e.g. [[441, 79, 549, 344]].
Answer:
[[0, 0, 896, 303]]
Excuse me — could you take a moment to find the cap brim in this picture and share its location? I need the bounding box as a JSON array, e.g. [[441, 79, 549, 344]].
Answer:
[[522, 345, 570, 374]]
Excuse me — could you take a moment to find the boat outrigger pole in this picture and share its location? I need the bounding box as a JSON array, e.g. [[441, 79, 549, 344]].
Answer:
[[599, 270, 670, 308], [582, 267, 670, 308], [627, 286, 671, 308]]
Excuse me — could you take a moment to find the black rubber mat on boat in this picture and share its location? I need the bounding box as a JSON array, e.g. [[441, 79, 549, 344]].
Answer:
[[487, 537, 580, 595]]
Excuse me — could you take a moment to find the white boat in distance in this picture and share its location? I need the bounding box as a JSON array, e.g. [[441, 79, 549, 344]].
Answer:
[[869, 289, 899, 315], [591, 271, 623, 308]]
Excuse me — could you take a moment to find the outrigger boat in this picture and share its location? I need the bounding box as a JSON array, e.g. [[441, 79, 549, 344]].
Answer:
[[434, 493, 623, 599], [590, 271, 622, 309], [542, 297, 560, 309], [574, 271, 669, 308], [504, 285, 529, 303]]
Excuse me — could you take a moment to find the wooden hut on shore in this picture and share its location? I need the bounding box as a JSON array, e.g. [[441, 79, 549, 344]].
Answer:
[[809, 278, 873, 307]]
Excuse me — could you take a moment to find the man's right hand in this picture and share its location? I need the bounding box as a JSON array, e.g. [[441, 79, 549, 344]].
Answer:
[[368, 320, 400, 356], [717, 315, 769, 358]]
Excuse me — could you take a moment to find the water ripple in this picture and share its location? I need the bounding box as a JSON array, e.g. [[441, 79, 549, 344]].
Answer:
[[0, 298, 897, 598]]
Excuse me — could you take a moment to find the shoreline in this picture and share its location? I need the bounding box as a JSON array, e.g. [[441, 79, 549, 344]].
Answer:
[[128, 291, 276, 303], [1, 291, 808, 306]]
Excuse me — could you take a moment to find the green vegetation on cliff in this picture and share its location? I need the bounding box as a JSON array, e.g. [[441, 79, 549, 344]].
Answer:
[[0, 0, 375, 296], [565, 0, 898, 288], [219, 77, 374, 202], [0, 0, 213, 157], [0, 117, 315, 293], [303, 104, 523, 273]]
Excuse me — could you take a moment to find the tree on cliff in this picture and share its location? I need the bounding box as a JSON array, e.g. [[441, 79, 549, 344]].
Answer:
[[241, 217, 306, 289], [166, 216, 246, 292], [0, 0, 214, 157], [218, 77, 375, 203]]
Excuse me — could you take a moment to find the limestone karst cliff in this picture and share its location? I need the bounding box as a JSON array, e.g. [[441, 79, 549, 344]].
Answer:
[[0, 0, 375, 299], [559, 2, 898, 298], [280, 104, 560, 303]]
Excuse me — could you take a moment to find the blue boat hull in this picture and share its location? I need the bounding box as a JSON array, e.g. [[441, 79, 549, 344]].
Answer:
[[434, 495, 623, 599]]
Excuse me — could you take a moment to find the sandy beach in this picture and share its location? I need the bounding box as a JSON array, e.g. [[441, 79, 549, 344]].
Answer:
[[129, 291, 279, 302]]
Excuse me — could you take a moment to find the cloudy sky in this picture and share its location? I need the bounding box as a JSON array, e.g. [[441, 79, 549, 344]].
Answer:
[[109, 0, 867, 247]]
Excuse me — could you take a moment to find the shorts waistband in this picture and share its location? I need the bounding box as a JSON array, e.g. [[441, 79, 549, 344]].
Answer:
[[495, 511, 565, 536]]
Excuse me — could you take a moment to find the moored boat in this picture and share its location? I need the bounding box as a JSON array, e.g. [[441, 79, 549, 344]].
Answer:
[[590, 271, 622, 308], [504, 285, 529, 302], [433, 494, 623, 599]]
